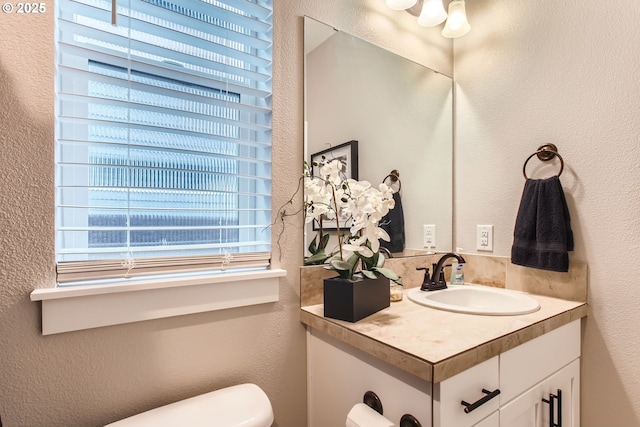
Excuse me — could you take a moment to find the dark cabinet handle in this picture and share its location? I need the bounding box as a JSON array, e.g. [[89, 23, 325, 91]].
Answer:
[[557, 389, 562, 427], [461, 388, 501, 414], [542, 389, 562, 427]]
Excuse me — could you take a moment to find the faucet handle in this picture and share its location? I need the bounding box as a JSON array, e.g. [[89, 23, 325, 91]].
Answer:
[[436, 269, 446, 287], [416, 267, 431, 291]]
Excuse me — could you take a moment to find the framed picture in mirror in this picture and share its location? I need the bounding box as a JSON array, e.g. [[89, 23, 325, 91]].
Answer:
[[310, 140, 358, 231]]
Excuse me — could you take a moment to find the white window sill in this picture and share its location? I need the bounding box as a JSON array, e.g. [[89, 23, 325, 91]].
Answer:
[[30, 269, 286, 335]]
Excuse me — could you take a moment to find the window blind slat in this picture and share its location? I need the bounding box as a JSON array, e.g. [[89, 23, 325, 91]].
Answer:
[[56, 0, 273, 283], [56, 251, 271, 283], [57, 186, 271, 204], [57, 20, 273, 85], [59, 224, 271, 232], [57, 93, 272, 136], [127, 0, 273, 36], [175, 0, 272, 34], [62, 0, 273, 67], [58, 140, 272, 167], [59, 42, 271, 101], [64, 0, 273, 44], [62, 46, 271, 88], [215, 0, 272, 21], [58, 244, 271, 257], [58, 165, 271, 190], [58, 65, 272, 119], [57, 208, 270, 225], [58, 118, 272, 150], [126, 13, 273, 69], [57, 244, 272, 260], [63, 0, 271, 50]]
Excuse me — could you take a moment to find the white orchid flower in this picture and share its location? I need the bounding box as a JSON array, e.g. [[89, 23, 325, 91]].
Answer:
[[364, 223, 390, 253], [342, 239, 374, 258], [319, 159, 345, 186], [344, 245, 374, 258], [301, 156, 400, 283]]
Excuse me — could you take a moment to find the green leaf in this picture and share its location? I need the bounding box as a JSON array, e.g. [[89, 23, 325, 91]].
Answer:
[[360, 249, 380, 271], [360, 257, 374, 270], [373, 267, 403, 285], [329, 256, 360, 280], [330, 260, 352, 272], [361, 270, 378, 280], [346, 253, 360, 270], [308, 235, 318, 254], [304, 250, 328, 265], [376, 254, 386, 268], [319, 232, 330, 250]]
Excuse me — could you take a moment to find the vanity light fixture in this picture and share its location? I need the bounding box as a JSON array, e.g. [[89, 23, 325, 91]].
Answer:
[[417, 0, 448, 27], [441, 0, 471, 38], [388, 0, 471, 38]]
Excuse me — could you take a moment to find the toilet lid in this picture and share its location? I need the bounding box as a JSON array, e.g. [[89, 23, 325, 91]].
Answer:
[[105, 384, 273, 427]]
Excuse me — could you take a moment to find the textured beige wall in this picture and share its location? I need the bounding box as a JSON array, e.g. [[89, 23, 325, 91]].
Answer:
[[454, 1, 640, 425], [0, 1, 450, 426], [9, 0, 637, 426]]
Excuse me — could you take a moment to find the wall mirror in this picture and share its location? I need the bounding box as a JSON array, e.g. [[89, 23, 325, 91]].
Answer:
[[303, 16, 453, 257]]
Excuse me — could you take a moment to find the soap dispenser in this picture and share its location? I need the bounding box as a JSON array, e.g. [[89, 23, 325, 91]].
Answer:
[[450, 260, 465, 285]]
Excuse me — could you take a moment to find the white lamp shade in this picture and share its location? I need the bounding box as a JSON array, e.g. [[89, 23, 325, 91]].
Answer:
[[386, 0, 418, 11], [442, 0, 471, 38], [417, 0, 447, 27]]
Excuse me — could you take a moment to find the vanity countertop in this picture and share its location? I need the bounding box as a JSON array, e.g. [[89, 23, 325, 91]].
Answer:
[[300, 289, 587, 383]]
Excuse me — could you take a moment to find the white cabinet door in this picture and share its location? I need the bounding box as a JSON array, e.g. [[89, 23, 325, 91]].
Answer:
[[500, 359, 580, 427], [499, 380, 546, 427], [543, 359, 580, 427]]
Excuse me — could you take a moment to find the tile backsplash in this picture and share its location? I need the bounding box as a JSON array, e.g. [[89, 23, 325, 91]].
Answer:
[[300, 254, 587, 307]]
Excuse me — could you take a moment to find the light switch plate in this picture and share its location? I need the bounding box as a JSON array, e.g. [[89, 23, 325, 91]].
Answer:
[[477, 225, 494, 251]]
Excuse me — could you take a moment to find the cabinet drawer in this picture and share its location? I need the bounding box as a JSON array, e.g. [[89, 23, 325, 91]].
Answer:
[[500, 320, 580, 404], [434, 356, 499, 427]]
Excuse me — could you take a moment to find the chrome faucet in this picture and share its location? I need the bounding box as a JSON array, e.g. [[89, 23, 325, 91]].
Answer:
[[417, 252, 466, 291]]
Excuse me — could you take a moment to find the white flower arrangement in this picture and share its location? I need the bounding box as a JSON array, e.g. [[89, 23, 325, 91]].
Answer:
[[303, 158, 402, 284]]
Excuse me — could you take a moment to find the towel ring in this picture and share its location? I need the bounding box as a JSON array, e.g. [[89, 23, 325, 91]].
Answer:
[[383, 169, 402, 192], [522, 144, 564, 179]]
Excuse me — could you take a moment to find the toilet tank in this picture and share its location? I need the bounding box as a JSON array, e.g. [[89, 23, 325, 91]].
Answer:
[[105, 383, 274, 427]]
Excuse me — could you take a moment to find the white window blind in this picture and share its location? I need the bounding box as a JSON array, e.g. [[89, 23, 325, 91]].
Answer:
[[55, 0, 273, 284]]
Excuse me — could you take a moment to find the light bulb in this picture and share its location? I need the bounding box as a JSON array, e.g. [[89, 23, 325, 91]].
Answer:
[[442, 0, 471, 38], [386, 0, 418, 11], [417, 0, 447, 27]]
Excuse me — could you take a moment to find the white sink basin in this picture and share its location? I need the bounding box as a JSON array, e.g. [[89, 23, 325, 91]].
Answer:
[[407, 285, 540, 315]]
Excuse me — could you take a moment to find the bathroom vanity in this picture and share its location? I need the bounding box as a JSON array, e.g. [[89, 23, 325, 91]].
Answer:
[[301, 15, 587, 427], [301, 284, 586, 427]]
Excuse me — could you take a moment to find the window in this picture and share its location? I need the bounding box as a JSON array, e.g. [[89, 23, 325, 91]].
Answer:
[[55, 0, 273, 284]]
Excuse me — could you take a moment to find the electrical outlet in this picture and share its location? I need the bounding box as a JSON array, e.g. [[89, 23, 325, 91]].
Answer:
[[476, 225, 494, 251], [423, 224, 436, 248]]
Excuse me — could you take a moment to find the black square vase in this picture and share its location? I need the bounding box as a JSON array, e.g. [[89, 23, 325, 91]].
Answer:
[[323, 274, 390, 322]]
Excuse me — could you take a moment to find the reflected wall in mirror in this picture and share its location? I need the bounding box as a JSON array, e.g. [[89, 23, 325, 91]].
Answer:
[[304, 16, 453, 258]]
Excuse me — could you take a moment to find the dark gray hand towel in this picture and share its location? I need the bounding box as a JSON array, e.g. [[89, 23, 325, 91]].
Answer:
[[380, 191, 405, 254], [511, 176, 574, 272]]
